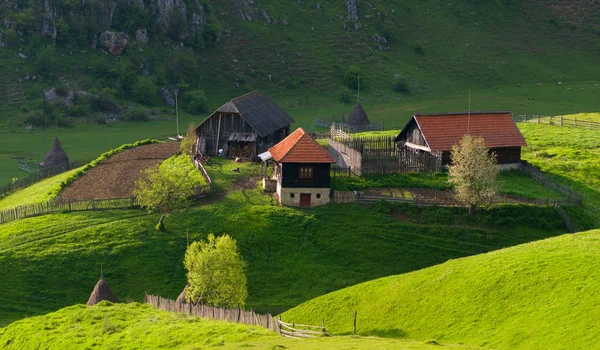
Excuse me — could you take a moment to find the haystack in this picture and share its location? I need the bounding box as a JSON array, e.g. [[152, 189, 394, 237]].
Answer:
[[44, 136, 70, 168], [176, 284, 190, 303], [347, 103, 370, 127], [87, 277, 119, 306]]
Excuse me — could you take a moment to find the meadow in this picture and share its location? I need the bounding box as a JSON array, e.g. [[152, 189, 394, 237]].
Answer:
[[282, 229, 600, 349], [0, 302, 475, 349]]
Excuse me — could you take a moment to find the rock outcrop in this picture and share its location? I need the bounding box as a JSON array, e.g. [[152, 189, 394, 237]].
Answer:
[[160, 88, 175, 107], [346, 0, 358, 21], [37, 0, 57, 43], [100, 31, 128, 56], [136, 28, 148, 44]]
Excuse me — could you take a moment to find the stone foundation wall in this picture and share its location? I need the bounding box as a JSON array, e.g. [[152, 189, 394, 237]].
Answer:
[[277, 186, 331, 207]]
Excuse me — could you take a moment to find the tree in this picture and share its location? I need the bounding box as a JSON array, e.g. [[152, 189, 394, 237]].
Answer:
[[184, 234, 247, 308], [180, 122, 197, 155], [448, 134, 499, 215], [344, 65, 361, 89], [133, 156, 204, 230]]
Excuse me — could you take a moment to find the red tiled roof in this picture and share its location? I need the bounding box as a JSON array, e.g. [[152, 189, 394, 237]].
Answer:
[[269, 128, 335, 163], [414, 112, 527, 151]]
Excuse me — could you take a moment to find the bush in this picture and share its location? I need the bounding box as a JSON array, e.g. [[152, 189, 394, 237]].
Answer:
[[131, 77, 157, 104], [392, 77, 410, 94], [122, 108, 148, 121], [414, 43, 425, 55], [340, 87, 353, 103], [344, 65, 361, 89], [183, 89, 209, 114]]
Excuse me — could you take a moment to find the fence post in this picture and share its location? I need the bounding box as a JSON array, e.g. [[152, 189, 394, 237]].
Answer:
[[322, 319, 325, 334], [560, 116, 563, 126], [353, 311, 357, 335]]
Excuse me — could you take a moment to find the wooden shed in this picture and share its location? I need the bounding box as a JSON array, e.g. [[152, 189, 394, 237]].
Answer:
[[259, 128, 335, 208], [194, 91, 295, 158], [394, 111, 527, 167]]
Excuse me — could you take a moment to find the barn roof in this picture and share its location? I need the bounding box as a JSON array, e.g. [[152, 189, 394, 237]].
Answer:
[[44, 136, 70, 168], [87, 277, 119, 306], [268, 128, 335, 163], [347, 103, 370, 126], [197, 91, 295, 138], [396, 111, 527, 151]]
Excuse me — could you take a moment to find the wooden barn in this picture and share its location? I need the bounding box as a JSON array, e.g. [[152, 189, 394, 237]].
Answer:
[[259, 128, 335, 208], [194, 91, 295, 158], [394, 111, 527, 167]]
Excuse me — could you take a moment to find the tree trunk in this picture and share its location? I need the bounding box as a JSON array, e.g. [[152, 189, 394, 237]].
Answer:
[[156, 213, 166, 231], [468, 205, 474, 215]]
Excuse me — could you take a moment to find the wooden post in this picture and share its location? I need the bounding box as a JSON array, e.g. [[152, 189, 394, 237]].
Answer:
[[215, 113, 222, 155], [353, 311, 357, 335], [575, 117, 577, 128], [322, 319, 325, 333], [560, 116, 563, 126]]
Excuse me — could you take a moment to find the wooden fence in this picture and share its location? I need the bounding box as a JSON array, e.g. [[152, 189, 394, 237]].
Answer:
[[553, 203, 580, 233], [144, 294, 281, 334], [513, 114, 600, 130], [1, 161, 84, 196], [191, 157, 213, 185], [521, 162, 582, 204], [315, 118, 384, 132], [278, 320, 329, 339], [328, 136, 442, 175], [0, 185, 211, 225]]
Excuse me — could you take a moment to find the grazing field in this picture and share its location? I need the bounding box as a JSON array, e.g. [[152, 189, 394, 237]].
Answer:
[[0, 168, 81, 210], [282, 229, 600, 349], [0, 181, 566, 327], [518, 123, 600, 229], [0, 302, 474, 350], [60, 143, 180, 200]]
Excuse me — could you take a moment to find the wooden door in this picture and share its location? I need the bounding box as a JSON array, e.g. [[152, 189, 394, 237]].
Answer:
[[300, 193, 311, 208]]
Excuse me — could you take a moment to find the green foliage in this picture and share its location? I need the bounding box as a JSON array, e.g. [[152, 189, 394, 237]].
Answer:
[[34, 45, 57, 76], [133, 154, 205, 220], [448, 135, 499, 213], [392, 76, 410, 94], [184, 234, 247, 308], [340, 87, 353, 104], [331, 172, 451, 191], [344, 65, 361, 89], [131, 77, 157, 104], [282, 229, 600, 349], [183, 89, 209, 114], [180, 122, 197, 154], [112, 4, 150, 35], [122, 108, 148, 121]]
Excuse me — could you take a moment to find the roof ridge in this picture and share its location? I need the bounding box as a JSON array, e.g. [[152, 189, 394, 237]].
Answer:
[[415, 111, 511, 116], [230, 90, 259, 102], [279, 128, 307, 161]]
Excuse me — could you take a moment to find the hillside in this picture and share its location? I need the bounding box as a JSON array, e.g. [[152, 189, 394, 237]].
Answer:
[[281, 229, 600, 349], [0, 174, 567, 327], [2, 0, 600, 130], [0, 302, 477, 349]]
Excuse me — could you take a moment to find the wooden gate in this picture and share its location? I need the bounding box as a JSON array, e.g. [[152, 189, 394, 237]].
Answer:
[[300, 193, 311, 208]]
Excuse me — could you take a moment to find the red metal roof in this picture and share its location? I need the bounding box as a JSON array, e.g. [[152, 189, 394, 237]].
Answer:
[[414, 112, 527, 151], [269, 128, 335, 163]]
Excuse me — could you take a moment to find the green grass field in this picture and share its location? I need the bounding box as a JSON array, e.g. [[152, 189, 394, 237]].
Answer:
[[282, 229, 600, 349], [0, 302, 476, 350], [518, 123, 600, 229], [0, 169, 567, 327]]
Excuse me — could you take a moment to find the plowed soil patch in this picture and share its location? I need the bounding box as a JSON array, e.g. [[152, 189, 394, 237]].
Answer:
[[60, 143, 180, 200]]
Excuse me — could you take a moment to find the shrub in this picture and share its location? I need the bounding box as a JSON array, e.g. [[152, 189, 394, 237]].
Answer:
[[183, 89, 209, 114], [392, 77, 410, 94], [344, 65, 361, 89], [340, 87, 353, 103], [414, 43, 425, 55], [131, 77, 157, 104], [122, 108, 148, 121]]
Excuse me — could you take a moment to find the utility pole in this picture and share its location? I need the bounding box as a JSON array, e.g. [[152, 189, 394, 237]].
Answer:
[[175, 90, 180, 136], [357, 74, 360, 102], [467, 90, 471, 135]]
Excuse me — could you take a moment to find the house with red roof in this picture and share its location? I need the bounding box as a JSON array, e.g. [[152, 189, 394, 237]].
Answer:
[[394, 111, 527, 167], [259, 128, 335, 208]]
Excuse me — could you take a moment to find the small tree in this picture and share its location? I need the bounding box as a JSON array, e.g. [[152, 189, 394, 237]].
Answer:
[[134, 156, 204, 230], [180, 122, 196, 155], [184, 234, 247, 308], [448, 135, 499, 215]]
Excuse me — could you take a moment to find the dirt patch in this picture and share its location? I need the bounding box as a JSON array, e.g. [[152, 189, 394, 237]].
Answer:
[[60, 143, 180, 200]]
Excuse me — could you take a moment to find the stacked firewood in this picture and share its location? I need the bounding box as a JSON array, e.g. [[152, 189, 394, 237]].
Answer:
[[228, 142, 255, 158]]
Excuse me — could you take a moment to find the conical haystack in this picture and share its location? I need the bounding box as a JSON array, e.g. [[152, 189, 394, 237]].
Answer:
[[176, 284, 190, 303], [347, 103, 370, 127], [87, 277, 119, 306], [44, 136, 70, 168]]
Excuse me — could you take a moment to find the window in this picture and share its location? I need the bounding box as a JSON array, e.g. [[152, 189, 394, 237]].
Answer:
[[290, 193, 295, 199], [316, 193, 321, 199], [299, 166, 313, 179]]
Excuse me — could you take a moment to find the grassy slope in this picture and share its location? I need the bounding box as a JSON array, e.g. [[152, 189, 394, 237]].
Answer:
[[0, 302, 475, 350], [0, 174, 567, 327], [0, 167, 81, 210], [518, 123, 600, 229], [282, 230, 600, 349]]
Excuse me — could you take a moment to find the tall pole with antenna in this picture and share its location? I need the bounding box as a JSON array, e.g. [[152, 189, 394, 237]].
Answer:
[[357, 74, 360, 102], [175, 90, 180, 137], [467, 90, 471, 135]]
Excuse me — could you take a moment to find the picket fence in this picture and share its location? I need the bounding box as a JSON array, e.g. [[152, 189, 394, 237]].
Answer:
[[144, 294, 281, 334]]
